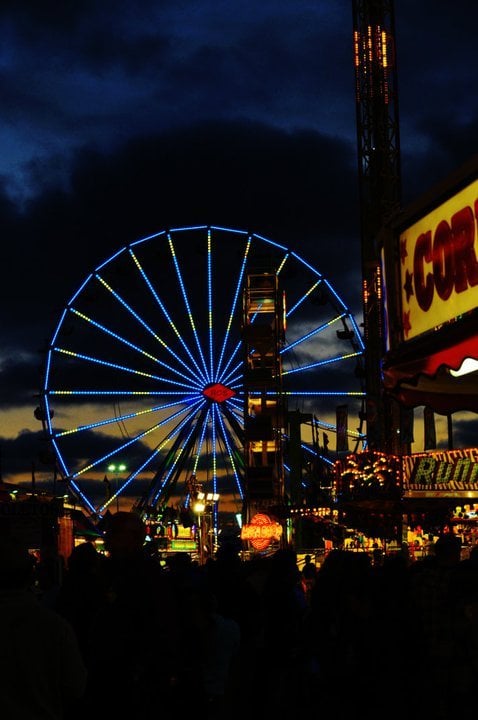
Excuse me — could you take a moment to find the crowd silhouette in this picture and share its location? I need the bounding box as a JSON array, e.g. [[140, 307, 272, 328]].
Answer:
[[2, 513, 478, 719]]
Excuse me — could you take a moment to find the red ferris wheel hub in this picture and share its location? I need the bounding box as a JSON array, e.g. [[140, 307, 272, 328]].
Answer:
[[202, 382, 236, 403]]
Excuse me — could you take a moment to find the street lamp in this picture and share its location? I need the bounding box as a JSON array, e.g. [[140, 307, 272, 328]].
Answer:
[[204, 492, 220, 558], [107, 463, 127, 511], [193, 492, 206, 564], [192, 491, 220, 563]]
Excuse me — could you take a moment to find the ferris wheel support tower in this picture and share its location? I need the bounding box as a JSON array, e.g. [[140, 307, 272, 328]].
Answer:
[[352, 0, 405, 453], [241, 270, 287, 540]]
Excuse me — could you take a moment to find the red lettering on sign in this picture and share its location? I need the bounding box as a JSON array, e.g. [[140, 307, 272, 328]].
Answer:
[[414, 230, 433, 311], [413, 202, 478, 311], [433, 219, 453, 301], [454, 205, 478, 292]]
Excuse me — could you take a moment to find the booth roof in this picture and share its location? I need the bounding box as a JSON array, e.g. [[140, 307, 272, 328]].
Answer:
[[382, 315, 478, 414]]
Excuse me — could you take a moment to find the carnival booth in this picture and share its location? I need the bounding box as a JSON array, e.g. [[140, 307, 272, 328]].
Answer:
[[381, 155, 478, 542], [333, 156, 478, 549], [382, 154, 478, 420]]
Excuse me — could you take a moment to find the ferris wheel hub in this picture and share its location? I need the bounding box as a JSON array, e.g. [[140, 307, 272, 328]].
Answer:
[[202, 382, 236, 403]]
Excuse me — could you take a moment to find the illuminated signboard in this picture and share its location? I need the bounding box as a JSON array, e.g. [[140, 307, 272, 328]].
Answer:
[[402, 448, 478, 497], [170, 538, 198, 552], [240, 513, 282, 551], [336, 450, 478, 499], [399, 178, 478, 341]]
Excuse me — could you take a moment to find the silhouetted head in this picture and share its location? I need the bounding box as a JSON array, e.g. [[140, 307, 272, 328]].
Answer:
[[104, 511, 146, 559], [469, 545, 478, 566], [0, 537, 35, 590], [434, 533, 461, 566], [67, 541, 100, 573]]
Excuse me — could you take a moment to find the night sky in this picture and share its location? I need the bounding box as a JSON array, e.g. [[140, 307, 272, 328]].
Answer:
[[2, 0, 478, 492]]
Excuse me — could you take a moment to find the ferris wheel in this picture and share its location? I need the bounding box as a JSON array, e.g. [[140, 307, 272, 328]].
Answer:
[[40, 225, 366, 519]]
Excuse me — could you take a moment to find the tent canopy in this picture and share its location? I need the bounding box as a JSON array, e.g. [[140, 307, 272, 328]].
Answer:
[[382, 314, 478, 413]]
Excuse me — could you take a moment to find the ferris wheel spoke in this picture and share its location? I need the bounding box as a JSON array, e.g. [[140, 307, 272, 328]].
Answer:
[[282, 350, 363, 376], [71, 397, 205, 481], [67, 480, 97, 514], [52, 396, 200, 438], [148, 396, 205, 431], [286, 279, 324, 316], [310, 416, 366, 442], [280, 313, 348, 355], [288, 252, 348, 310], [207, 229, 214, 381], [49, 390, 199, 397], [215, 233, 252, 382], [100, 401, 208, 513], [219, 307, 267, 383], [51, 347, 202, 392], [210, 405, 218, 489], [92, 273, 207, 385], [150, 405, 208, 504], [116, 402, 209, 512], [129, 247, 209, 386], [225, 398, 243, 419], [191, 406, 212, 476], [219, 360, 244, 388], [67, 305, 204, 388], [215, 405, 244, 499], [275, 251, 290, 277], [348, 315, 366, 352], [216, 374, 242, 393], [300, 442, 334, 467], [151, 420, 203, 506], [217, 310, 263, 384], [282, 390, 365, 398], [99, 434, 174, 514], [167, 232, 210, 380], [217, 345, 242, 385]]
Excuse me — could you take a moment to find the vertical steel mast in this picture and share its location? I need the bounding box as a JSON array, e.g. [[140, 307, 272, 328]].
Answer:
[[352, 0, 402, 452], [242, 270, 287, 537]]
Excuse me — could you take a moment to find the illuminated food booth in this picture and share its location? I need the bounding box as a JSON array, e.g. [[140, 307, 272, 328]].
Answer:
[[383, 156, 478, 419], [381, 155, 478, 542], [333, 157, 478, 550]]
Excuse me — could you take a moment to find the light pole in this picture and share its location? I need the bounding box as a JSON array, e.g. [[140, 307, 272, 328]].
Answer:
[[107, 462, 127, 512], [193, 492, 206, 564], [205, 492, 220, 556], [192, 491, 220, 563]]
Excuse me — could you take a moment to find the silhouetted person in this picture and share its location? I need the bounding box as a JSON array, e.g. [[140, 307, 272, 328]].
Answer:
[[406, 533, 463, 719], [85, 511, 180, 718], [302, 550, 376, 718], [301, 553, 317, 604], [55, 541, 108, 663], [0, 536, 87, 719], [260, 548, 308, 716], [187, 586, 241, 719]]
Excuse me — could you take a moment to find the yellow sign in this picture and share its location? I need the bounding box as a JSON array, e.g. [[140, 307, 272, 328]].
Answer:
[[402, 448, 478, 493], [399, 178, 478, 340], [170, 538, 197, 552]]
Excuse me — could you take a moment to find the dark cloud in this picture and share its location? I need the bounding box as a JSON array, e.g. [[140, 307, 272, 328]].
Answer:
[[396, 0, 478, 200], [0, 356, 43, 409], [452, 416, 478, 450], [0, 429, 51, 480], [2, 0, 478, 488], [3, 120, 361, 347]]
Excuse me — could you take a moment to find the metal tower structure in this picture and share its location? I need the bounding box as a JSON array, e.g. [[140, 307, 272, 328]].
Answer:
[[241, 270, 287, 535], [352, 0, 403, 452]]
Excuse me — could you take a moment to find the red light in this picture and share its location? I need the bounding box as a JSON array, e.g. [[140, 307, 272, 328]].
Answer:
[[202, 383, 236, 403]]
